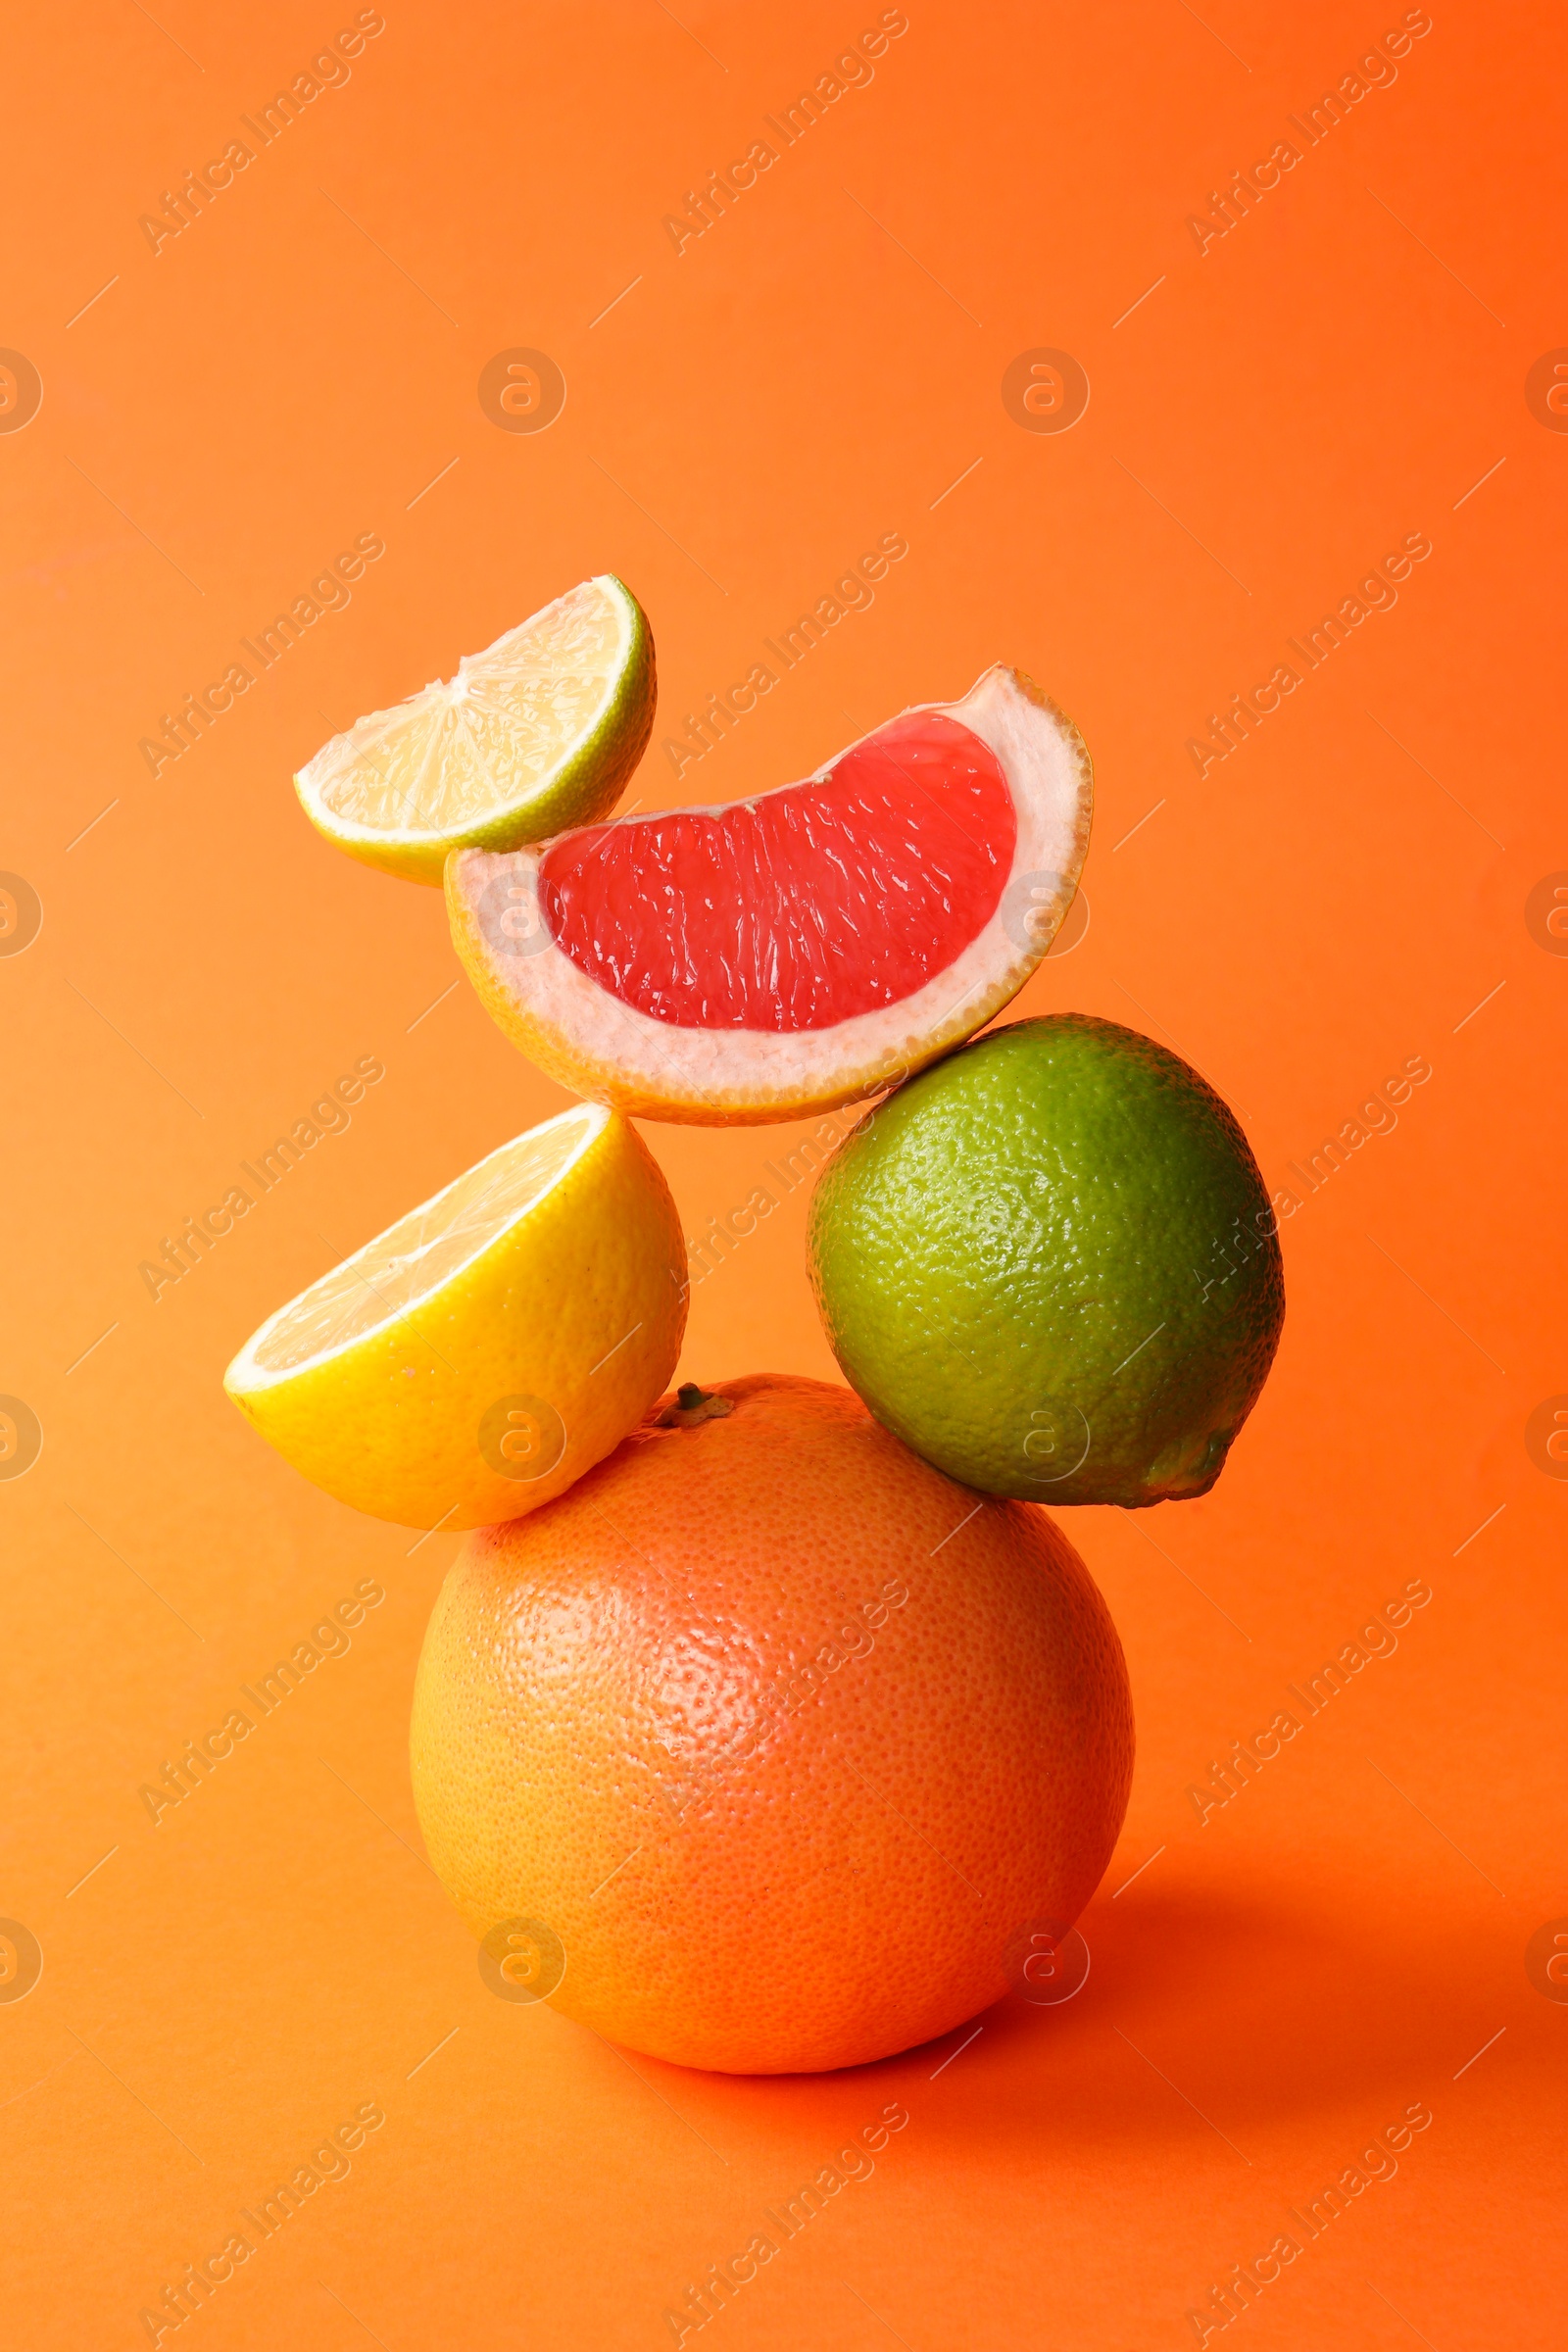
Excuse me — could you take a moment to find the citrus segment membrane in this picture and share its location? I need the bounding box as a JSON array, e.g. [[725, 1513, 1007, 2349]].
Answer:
[[539, 713, 1017, 1030], [294, 576, 656, 882], [239, 1104, 603, 1380], [447, 664, 1094, 1124], [305, 583, 628, 837]]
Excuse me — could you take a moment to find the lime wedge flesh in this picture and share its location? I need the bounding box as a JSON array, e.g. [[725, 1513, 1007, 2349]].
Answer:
[[295, 575, 655, 883]]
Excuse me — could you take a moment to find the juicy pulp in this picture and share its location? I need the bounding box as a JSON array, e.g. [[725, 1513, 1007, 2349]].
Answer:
[[538, 712, 1016, 1029]]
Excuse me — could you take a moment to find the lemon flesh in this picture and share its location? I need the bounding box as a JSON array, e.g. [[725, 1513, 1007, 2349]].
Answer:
[[224, 1103, 686, 1529], [808, 1014, 1284, 1506], [295, 574, 655, 884]]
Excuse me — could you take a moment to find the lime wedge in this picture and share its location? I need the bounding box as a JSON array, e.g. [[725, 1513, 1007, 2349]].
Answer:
[[295, 573, 655, 884]]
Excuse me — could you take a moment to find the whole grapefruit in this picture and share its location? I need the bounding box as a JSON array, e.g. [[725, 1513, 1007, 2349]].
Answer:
[[411, 1374, 1133, 2074]]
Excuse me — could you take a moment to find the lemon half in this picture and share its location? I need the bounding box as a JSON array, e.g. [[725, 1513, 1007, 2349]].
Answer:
[[223, 1103, 687, 1529], [295, 574, 656, 884]]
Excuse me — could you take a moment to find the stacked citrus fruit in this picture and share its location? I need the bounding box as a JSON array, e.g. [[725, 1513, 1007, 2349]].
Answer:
[[226, 575, 1284, 2074]]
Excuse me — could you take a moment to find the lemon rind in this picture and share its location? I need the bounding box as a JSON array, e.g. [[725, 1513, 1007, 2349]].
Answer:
[[222, 1102, 608, 1397]]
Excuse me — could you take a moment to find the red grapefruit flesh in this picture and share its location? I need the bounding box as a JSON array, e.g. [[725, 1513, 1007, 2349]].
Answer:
[[446, 664, 1093, 1124]]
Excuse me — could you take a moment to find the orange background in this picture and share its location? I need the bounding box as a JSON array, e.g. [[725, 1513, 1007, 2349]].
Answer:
[[4, 1, 1564, 2343]]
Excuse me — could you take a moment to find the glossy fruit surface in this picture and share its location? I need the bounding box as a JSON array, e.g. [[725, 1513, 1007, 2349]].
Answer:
[[411, 1373, 1133, 2073], [808, 1013, 1285, 1505]]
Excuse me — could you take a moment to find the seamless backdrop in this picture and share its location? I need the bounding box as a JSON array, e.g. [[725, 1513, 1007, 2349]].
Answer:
[[2, 2, 1565, 2347]]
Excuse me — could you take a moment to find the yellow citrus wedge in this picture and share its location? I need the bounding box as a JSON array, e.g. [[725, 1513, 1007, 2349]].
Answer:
[[222, 1103, 686, 1530], [295, 574, 656, 884]]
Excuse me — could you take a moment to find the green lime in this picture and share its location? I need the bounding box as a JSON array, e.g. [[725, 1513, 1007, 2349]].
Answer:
[[807, 1013, 1284, 1505]]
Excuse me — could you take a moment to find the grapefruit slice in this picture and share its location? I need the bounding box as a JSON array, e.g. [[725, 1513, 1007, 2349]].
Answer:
[[294, 575, 655, 885], [446, 665, 1093, 1125]]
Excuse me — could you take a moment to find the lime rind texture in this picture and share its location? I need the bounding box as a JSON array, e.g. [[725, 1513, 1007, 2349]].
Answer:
[[807, 1013, 1285, 1506], [295, 577, 657, 886]]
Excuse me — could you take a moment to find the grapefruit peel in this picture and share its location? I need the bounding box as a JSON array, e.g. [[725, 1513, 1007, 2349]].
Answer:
[[445, 663, 1093, 1125]]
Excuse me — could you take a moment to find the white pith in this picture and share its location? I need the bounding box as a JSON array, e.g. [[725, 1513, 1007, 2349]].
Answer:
[[296, 576, 635, 848], [450, 666, 1092, 1116], [224, 1103, 606, 1390]]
